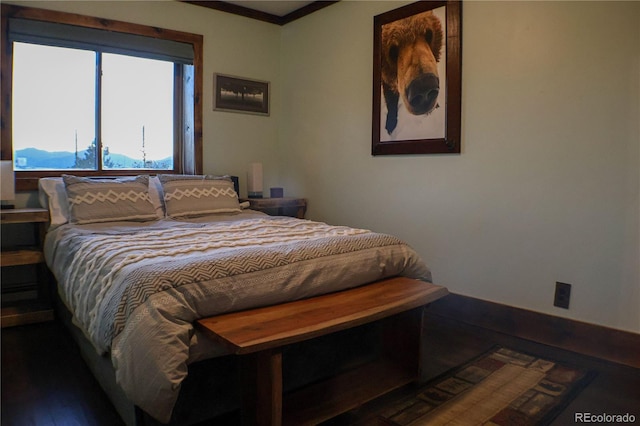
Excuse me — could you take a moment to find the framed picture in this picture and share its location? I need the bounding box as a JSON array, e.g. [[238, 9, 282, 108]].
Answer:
[[372, 1, 462, 155], [213, 73, 270, 116]]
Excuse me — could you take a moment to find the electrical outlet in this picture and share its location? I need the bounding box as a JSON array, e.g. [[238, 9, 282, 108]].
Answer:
[[554, 282, 571, 309]]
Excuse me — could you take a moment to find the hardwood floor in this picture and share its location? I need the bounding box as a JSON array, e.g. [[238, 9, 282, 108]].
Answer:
[[331, 314, 640, 425], [1, 320, 124, 426], [2, 311, 639, 426]]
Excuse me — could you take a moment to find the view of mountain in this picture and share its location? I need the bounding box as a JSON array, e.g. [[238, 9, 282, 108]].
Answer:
[[14, 147, 171, 170]]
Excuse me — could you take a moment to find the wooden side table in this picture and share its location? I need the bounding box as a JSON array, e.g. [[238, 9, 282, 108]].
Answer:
[[240, 197, 307, 219], [1, 208, 54, 327]]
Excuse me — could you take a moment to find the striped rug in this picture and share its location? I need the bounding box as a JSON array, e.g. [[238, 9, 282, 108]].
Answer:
[[378, 347, 595, 426]]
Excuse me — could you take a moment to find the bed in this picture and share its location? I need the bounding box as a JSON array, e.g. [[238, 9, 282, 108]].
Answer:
[[39, 174, 435, 425]]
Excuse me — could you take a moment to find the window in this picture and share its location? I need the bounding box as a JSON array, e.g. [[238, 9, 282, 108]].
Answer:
[[13, 44, 175, 171], [1, 4, 203, 190]]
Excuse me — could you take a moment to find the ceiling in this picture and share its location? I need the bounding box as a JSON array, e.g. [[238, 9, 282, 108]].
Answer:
[[182, 1, 339, 25], [224, 1, 316, 16]]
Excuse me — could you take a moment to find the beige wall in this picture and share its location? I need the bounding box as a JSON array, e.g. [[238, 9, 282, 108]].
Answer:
[[8, 1, 640, 332], [279, 1, 640, 332]]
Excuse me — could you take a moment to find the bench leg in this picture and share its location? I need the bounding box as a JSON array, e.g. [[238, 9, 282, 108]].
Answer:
[[381, 307, 425, 381], [241, 349, 283, 426]]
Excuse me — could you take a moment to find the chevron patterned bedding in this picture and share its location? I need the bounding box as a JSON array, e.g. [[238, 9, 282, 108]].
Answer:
[[44, 211, 431, 423]]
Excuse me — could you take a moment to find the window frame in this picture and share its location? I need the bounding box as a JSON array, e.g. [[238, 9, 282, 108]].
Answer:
[[1, 4, 203, 191]]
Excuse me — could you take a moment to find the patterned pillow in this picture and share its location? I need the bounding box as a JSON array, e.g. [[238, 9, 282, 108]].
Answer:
[[63, 175, 158, 224], [158, 174, 241, 218]]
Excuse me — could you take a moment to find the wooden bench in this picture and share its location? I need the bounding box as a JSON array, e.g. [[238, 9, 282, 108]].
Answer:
[[196, 277, 448, 426]]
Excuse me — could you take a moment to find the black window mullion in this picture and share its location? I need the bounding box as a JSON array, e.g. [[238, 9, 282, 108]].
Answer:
[[95, 51, 102, 171], [174, 63, 183, 173]]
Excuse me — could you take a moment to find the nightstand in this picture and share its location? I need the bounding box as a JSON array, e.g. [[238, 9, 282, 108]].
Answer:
[[1, 208, 54, 327], [240, 197, 307, 219]]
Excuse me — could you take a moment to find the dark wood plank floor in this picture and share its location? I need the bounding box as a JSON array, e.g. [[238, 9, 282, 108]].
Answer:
[[331, 314, 640, 425], [2, 312, 639, 425]]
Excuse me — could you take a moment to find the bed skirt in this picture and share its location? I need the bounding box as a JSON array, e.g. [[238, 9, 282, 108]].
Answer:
[[54, 288, 380, 425]]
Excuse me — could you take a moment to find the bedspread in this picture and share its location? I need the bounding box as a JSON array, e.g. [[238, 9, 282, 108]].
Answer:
[[45, 213, 431, 423]]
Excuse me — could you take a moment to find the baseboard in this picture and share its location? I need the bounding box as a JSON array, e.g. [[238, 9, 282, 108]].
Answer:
[[426, 293, 640, 369]]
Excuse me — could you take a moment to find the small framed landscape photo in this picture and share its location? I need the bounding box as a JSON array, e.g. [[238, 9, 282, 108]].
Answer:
[[213, 73, 270, 116]]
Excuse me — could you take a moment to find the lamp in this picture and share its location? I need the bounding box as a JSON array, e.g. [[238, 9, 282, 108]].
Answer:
[[247, 162, 263, 198], [1, 160, 15, 209]]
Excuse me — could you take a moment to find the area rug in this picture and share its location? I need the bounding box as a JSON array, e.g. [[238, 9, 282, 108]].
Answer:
[[378, 347, 595, 426]]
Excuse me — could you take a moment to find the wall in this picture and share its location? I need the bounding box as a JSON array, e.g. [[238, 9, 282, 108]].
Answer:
[[280, 1, 640, 332], [7, 0, 284, 199]]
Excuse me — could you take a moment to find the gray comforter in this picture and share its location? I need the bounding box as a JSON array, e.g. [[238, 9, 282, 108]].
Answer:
[[44, 211, 431, 423]]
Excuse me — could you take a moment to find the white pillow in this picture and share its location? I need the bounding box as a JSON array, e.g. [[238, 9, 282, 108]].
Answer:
[[38, 177, 69, 229], [148, 175, 165, 218]]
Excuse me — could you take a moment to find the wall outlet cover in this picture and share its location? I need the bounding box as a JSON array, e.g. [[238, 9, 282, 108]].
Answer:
[[554, 282, 571, 309]]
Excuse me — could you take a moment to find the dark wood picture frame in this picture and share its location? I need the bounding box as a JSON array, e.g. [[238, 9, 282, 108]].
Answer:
[[213, 73, 270, 116], [372, 1, 461, 155]]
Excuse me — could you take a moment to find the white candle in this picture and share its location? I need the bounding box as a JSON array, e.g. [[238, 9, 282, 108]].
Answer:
[[247, 162, 263, 197]]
